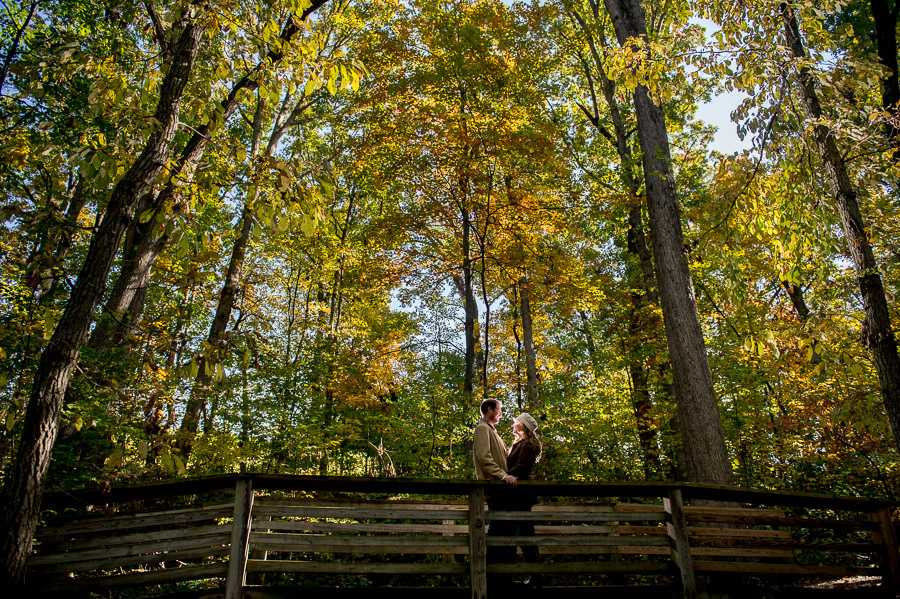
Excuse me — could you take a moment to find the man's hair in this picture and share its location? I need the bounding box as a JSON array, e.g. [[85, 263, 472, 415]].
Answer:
[[480, 399, 501, 415]]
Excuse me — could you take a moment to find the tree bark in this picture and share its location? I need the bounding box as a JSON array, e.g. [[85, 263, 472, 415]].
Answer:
[[462, 206, 478, 398], [782, 2, 900, 450], [603, 0, 734, 486], [573, 4, 664, 478], [0, 7, 205, 588], [780, 279, 821, 363], [519, 275, 539, 410], [178, 94, 267, 453], [869, 0, 900, 147]]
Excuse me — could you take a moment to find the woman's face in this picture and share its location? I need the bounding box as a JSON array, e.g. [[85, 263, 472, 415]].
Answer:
[[513, 420, 524, 436]]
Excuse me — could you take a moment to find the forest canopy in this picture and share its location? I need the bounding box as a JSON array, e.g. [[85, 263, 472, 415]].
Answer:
[[1, 0, 899, 560]]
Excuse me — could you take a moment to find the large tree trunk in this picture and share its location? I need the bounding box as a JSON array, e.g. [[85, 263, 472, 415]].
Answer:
[[604, 0, 734, 486], [0, 7, 205, 588], [573, 4, 664, 478], [87, 198, 168, 351], [869, 0, 899, 147], [782, 3, 900, 450]]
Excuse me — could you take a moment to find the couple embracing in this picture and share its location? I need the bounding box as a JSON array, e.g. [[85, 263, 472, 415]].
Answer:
[[473, 399, 543, 584]]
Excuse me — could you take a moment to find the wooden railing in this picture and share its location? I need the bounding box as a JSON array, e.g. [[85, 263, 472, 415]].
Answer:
[[28, 474, 900, 598]]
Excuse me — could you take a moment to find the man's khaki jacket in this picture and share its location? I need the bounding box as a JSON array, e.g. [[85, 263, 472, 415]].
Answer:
[[473, 418, 509, 480]]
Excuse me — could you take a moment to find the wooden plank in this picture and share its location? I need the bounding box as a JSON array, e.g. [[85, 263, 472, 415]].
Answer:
[[531, 503, 635, 512], [46, 523, 228, 551], [533, 545, 662, 555], [29, 545, 231, 574], [254, 520, 468, 535], [684, 506, 786, 518], [226, 477, 254, 599], [28, 533, 232, 566], [246, 560, 467, 575], [692, 560, 878, 576], [685, 512, 878, 530], [249, 533, 468, 554], [486, 510, 665, 522], [665, 488, 696, 599], [689, 536, 878, 552], [485, 534, 668, 547], [253, 506, 468, 520], [468, 487, 486, 599], [487, 561, 674, 574], [254, 522, 667, 536], [36, 503, 234, 537], [34, 562, 228, 591], [685, 527, 789, 539], [871, 504, 900, 593], [532, 524, 659, 535], [620, 546, 795, 558], [249, 542, 469, 555], [255, 497, 468, 510]]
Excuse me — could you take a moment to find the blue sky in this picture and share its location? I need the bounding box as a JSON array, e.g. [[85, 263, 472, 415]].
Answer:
[[699, 89, 751, 154]]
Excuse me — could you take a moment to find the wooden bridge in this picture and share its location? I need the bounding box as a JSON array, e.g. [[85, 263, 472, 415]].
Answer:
[[28, 474, 900, 598]]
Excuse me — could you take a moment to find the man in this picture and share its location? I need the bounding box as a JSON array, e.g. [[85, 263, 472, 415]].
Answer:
[[473, 399, 517, 485], [473, 399, 518, 572]]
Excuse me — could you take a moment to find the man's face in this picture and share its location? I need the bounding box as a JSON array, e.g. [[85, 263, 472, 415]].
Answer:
[[487, 403, 503, 426]]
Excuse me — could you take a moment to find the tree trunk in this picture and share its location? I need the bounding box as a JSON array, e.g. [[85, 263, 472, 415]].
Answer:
[[87, 199, 168, 350], [782, 2, 900, 450], [462, 207, 478, 399], [178, 94, 269, 454], [0, 8, 205, 587], [519, 275, 539, 410], [603, 0, 734, 486], [869, 0, 900, 147], [573, 4, 665, 478]]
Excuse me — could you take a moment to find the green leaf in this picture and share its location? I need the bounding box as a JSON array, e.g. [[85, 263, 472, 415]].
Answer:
[[161, 454, 174, 472], [301, 214, 315, 237], [106, 448, 124, 469]]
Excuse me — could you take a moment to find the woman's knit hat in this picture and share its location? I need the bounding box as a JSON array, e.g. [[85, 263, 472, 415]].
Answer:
[[515, 412, 538, 432]]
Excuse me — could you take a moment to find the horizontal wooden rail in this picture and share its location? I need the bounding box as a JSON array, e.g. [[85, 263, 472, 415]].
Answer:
[[27, 474, 899, 599]]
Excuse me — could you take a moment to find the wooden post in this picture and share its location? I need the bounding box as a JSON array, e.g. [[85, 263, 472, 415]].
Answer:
[[870, 504, 900, 594], [469, 486, 487, 599], [225, 476, 254, 599], [441, 518, 455, 587], [246, 514, 270, 585], [664, 488, 696, 599]]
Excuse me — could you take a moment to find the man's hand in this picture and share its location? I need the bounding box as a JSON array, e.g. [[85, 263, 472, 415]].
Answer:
[[504, 475, 517, 486]]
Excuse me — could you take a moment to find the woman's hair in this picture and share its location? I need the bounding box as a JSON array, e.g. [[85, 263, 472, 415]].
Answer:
[[520, 425, 542, 464]]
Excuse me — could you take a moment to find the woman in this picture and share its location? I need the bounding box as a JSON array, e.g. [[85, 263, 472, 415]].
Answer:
[[507, 413, 541, 482], [506, 413, 543, 584]]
